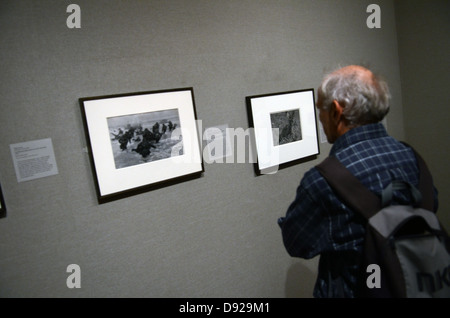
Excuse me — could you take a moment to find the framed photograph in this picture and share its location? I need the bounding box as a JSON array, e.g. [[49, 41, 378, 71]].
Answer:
[[246, 88, 319, 175], [0, 183, 6, 218], [80, 88, 204, 203]]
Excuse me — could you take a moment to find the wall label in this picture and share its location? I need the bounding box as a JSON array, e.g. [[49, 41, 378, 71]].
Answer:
[[10, 138, 59, 183]]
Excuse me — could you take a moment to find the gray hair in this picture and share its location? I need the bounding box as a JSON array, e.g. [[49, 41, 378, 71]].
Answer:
[[318, 67, 391, 126]]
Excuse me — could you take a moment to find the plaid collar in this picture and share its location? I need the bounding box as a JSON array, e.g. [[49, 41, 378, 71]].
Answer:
[[329, 123, 389, 156]]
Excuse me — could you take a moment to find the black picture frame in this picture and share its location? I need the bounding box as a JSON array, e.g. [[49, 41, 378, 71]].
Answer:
[[0, 184, 6, 218], [80, 87, 204, 204], [246, 88, 320, 175]]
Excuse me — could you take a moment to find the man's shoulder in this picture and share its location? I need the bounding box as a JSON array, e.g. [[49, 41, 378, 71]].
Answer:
[[335, 135, 414, 167], [300, 165, 328, 190]]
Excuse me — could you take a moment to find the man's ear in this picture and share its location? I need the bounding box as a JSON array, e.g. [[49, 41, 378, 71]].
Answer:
[[331, 100, 344, 124]]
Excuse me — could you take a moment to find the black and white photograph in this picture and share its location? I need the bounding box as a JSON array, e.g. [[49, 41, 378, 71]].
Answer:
[[108, 109, 182, 169], [246, 89, 319, 175], [270, 109, 302, 146], [80, 88, 203, 203]]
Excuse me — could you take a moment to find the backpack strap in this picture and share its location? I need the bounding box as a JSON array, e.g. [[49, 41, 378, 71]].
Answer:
[[316, 156, 381, 220], [400, 142, 435, 211], [316, 142, 436, 219]]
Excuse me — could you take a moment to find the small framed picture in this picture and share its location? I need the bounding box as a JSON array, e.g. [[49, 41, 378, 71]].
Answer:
[[0, 184, 6, 218], [80, 87, 204, 203], [246, 88, 319, 175]]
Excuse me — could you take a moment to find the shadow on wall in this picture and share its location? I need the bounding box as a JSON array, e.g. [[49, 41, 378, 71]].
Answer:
[[284, 261, 317, 298]]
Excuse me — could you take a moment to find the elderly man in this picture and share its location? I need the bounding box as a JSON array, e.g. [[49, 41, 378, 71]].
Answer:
[[278, 65, 438, 297]]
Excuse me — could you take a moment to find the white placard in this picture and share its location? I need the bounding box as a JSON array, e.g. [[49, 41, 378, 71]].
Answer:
[[10, 138, 59, 182]]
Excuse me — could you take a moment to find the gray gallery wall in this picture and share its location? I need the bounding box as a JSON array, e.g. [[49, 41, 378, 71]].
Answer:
[[0, 0, 439, 297], [395, 0, 450, 229]]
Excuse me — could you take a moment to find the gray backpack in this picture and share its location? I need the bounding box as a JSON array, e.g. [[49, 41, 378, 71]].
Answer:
[[316, 145, 450, 298]]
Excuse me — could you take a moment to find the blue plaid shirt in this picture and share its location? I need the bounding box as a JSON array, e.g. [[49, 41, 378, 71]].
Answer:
[[278, 123, 438, 297]]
